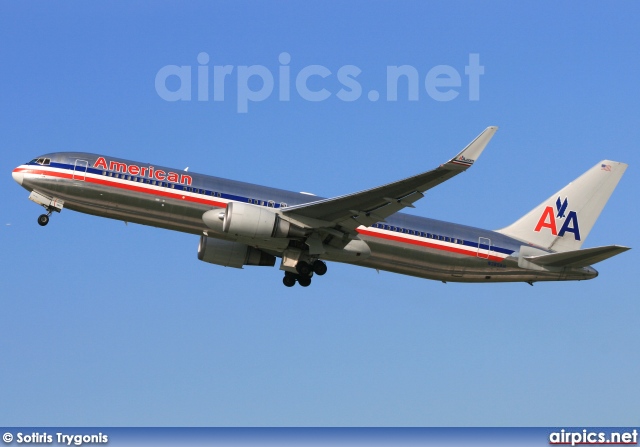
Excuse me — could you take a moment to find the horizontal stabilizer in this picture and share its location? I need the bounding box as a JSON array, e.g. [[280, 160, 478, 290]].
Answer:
[[524, 245, 630, 268]]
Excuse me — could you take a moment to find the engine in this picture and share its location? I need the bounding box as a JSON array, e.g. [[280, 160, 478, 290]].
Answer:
[[202, 202, 306, 239], [197, 235, 275, 268]]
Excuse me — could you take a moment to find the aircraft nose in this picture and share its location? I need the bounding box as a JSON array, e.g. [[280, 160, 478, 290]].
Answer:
[[12, 169, 24, 185]]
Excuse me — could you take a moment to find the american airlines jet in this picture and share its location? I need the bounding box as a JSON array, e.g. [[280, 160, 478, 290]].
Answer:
[[11, 127, 629, 287]]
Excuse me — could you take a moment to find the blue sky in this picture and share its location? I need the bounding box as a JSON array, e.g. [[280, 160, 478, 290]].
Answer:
[[1, 1, 638, 426]]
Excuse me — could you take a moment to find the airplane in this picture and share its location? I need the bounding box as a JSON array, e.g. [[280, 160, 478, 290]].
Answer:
[[11, 126, 630, 287]]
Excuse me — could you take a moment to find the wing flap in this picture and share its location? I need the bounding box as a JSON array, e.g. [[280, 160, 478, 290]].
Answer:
[[524, 245, 630, 268]]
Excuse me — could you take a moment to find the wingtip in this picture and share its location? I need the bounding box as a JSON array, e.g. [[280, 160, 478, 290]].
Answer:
[[449, 126, 498, 167]]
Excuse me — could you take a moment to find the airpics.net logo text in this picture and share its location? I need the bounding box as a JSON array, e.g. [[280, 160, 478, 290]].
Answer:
[[155, 52, 484, 113]]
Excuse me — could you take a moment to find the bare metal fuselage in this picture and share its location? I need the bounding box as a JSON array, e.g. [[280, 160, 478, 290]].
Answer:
[[12, 153, 598, 284]]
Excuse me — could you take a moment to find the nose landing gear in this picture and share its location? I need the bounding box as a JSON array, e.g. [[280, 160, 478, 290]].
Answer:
[[37, 213, 51, 226], [28, 191, 63, 227]]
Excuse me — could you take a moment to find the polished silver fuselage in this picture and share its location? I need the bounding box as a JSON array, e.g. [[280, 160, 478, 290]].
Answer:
[[12, 152, 598, 283]]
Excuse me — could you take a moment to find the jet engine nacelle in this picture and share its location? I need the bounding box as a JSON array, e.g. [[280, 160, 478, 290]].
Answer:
[[197, 235, 275, 268], [210, 202, 306, 239]]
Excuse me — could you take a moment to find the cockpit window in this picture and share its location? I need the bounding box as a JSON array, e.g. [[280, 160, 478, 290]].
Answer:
[[32, 158, 51, 166]]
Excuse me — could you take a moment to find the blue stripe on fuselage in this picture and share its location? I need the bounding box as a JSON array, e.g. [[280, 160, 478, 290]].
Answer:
[[31, 155, 519, 257]]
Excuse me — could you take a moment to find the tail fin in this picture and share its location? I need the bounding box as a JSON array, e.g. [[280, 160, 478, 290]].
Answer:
[[497, 160, 627, 252]]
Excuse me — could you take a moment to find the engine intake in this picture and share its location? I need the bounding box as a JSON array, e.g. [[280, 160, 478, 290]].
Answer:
[[198, 235, 275, 268]]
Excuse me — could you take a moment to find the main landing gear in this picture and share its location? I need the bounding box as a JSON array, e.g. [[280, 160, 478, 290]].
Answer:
[[282, 260, 327, 287]]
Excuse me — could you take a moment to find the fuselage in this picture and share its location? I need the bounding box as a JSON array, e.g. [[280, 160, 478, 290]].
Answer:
[[12, 152, 598, 283]]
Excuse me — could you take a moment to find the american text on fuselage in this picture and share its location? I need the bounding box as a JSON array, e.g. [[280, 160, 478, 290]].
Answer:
[[11, 128, 629, 287]]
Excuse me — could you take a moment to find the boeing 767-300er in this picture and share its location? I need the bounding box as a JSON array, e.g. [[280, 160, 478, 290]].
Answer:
[[11, 127, 630, 287]]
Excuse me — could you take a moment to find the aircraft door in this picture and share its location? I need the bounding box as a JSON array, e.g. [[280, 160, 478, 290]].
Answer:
[[73, 159, 88, 181], [477, 237, 491, 259]]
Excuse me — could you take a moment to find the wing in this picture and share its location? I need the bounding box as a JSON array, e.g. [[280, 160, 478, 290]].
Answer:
[[282, 126, 498, 233]]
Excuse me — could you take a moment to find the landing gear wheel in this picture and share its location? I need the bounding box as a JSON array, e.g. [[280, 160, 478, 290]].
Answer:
[[298, 276, 311, 287], [283, 275, 296, 287], [312, 260, 327, 276], [296, 261, 312, 276], [37, 214, 50, 226]]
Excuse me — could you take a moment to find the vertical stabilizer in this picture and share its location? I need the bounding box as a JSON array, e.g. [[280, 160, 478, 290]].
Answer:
[[496, 160, 627, 252]]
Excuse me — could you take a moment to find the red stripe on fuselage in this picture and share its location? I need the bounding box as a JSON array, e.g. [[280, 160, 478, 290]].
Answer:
[[16, 167, 227, 208], [15, 167, 74, 180], [19, 166, 506, 263], [357, 228, 505, 263]]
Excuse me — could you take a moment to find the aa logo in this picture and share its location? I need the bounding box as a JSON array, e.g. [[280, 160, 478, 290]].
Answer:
[[534, 197, 581, 240]]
